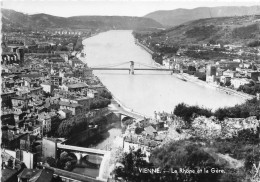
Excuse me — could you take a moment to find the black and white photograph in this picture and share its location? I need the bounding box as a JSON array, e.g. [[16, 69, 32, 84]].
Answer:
[[1, 0, 260, 181]]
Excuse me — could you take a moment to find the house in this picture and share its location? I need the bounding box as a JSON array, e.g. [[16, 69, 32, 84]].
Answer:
[[88, 84, 106, 93], [42, 137, 61, 159], [206, 75, 216, 83], [19, 133, 37, 152], [2, 127, 28, 150], [216, 68, 225, 76], [87, 89, 98, 98], [137, 118, 150, 128], [246, 71, 260, 81], [231, 78, 251, 89], [60, 96, 92, 112], [50, 76, 62, 86], [49, 57, 65, 63], [223, 69, 236, 78], [11, 96, 31, 109], [1, 90, 16, 108], [123, 135, 159, 162], [69, 57, 83, 67], [29, 87, 43, 95], [143, 125, 157, 138], [38, 113, 52, 133], [64, 82, 88, 92], [216, 61, 240, 69], [45, 96, 60, 106], [59, 101, 83, 115], [58, 109, 72, 119], [1, 167, 19, 182], [30, 125, 41, 136], [1, 111, 15, 126], [66, 43, 74, 51], [1, 151, 26, 182], [1, 52, 19, 65], [73, 67, 93, 78], [220, 76, 231, 84], [41, 83, 57, 93]]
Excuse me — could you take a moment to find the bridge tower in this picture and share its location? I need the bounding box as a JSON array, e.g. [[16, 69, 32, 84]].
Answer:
[[130, 61, 134, 75]]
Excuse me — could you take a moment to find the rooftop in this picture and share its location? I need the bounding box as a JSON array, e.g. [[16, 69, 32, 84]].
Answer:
[[59, 101, 82, 108], [124, 135, 159, 147], [61, 109, 72, 113], [67, 83, 88, 89], [17, 169, 39, 179], [1, 167, 18, 182]]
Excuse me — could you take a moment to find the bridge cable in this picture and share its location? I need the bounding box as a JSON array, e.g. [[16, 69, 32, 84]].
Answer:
[[92, 61, 130, 68], [135, 62, 164, 69]]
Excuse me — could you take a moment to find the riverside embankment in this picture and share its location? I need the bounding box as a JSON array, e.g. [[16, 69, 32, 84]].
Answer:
[[180, 73, 254, 100], [135, 39, 154, 55], [134, 37, 254, 101]]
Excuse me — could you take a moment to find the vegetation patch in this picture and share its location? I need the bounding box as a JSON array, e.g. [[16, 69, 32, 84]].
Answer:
[[185, 25, 219, 40], [232, 24, 259, 39]]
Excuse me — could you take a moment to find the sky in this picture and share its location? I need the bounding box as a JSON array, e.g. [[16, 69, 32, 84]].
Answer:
[[1, 0, 260, 17]]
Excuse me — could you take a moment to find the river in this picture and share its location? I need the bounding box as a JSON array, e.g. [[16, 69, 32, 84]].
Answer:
[[82, 30, 245, 117]]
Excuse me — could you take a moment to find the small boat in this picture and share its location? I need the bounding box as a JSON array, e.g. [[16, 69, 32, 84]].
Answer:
[[176, 74, 187, 82], [182, 78, 187, 82]]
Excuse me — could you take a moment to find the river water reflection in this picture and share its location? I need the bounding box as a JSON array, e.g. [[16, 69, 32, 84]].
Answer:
[[83, 30, 245, 117]]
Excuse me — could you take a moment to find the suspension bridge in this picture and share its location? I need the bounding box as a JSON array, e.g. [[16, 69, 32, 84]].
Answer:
[[91, 61, 174, 74]]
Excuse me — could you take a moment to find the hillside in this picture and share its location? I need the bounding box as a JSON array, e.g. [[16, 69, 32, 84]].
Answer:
[[136, 15, 260, 46], [145, 6, 260, 27], [1, 8, 163, 31]]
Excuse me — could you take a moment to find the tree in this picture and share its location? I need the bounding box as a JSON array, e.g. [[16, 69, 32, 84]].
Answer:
[[209, 39, 217, 45], [47, 116, 62, 137], [92, 116, 108, 126], [52, 175, 63, 182], [173, 103, 212, 124], [244, 153, 260, 173], [90, 98, 111, 109], [114, 149, 156, 182], [64, 161, 73, 171], [135, 127, 144, 135], [100, 90, 112, 99], [150, 141, 224, 182], [45, 157, 56, 167], [74, 38, 83, 51], [57, 151, 77, 171], [57, 113, 87, 138], [225, 81, 231, 87], [123, 119, 134, 126]]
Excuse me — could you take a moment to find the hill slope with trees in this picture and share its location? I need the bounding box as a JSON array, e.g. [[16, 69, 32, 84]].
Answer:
[[145, 6, 260, 27], [134, 15, 260, 47], [1, 8, 163, 32]]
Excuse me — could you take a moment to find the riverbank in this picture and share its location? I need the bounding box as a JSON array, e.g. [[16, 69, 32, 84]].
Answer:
[[180, 73, 254, 100], [135, 38, 254, 101], [171, 72, 253, 100], [109, 95, 152, 119], [135, 39, 154, 55]]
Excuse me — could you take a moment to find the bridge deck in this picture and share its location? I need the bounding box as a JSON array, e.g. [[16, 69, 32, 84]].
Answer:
[[109, 99, 148, 120], [92, 68, 172, 71], [57, 143, 108, 156]]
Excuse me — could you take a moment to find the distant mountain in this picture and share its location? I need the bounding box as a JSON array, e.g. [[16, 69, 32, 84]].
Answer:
[[145, 6, 260, 27], [140, 15, 260, 46], [1, 9, 163, 31]]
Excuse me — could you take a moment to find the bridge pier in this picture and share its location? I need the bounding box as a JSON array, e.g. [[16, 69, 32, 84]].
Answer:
[[74, 152, 82, 163], [130, 61, 134, 75], [115, 113, 122, 121], [73, 152, 89, 164]]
